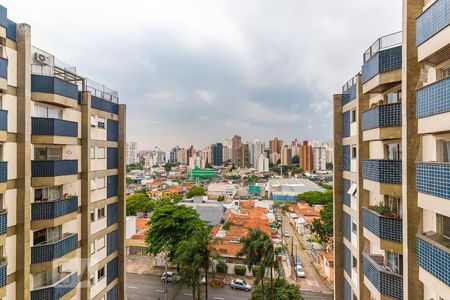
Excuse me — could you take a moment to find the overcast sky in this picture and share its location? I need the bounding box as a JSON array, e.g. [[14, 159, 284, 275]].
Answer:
[[5, 0, 401, 150]]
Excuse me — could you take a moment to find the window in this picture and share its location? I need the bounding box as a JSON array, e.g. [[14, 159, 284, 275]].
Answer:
[[34, 147, 62, 160], [438, 139, 450, 163], [90, 147, 95, 159], [90, 179, 97, 191], [0, 194, 4, 211], [90, 210, 96, 222], [351, 145, 357, 159], [351, 221, 357, 234], [386, 143, 402, 160], [98, 118, 105, 129], [351, 109, 356, 123], [97, 177, 105, 189], [35, 186, 62, 202], [90, 115, 97, 127], [440, 215, 450, 240], [97, 267, 105, 281], [386, 251, 402, 274], [33, 226, 62, 245], [97, 237, 105, 250], [90, 274, 95, 286], [97, 147, 106, 159], [91, 242, 95, 255], [385, 90, 401, 104], [352, 256, 357, 270], [384, 196, 401, 216], [97, 207, 105, 219], [34, 105, 62, 119]]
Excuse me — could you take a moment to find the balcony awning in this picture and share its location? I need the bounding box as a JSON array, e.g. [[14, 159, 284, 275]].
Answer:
[[347, 183, 357, 196]]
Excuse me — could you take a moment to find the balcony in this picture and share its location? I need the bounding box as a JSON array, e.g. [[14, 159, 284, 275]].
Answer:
[[416, 77, 450, 133], [416, 0, 450, 62], [31, 75, 79, 108], [0, 209, 6, 236], [0, 161, 6, 183], [342, 76, 357, 106], [31, 233, 78, 264], [0, 57, 7, 81], [417, 232, 450, 287], [363, 253, 403, 300], [362, 103, 402, 140], [31, 160, 78, 178], [0, 261, 6, 297], [362, 160, 402, 184], [362, 208, 402, 242], [0, 109, 7, 135], [32, 118, 78, 138], [417, 162, 450, 200], [31, 197, 78, 229], [91, 95, 119, 115], [361, 32, 402, 93], [31, 272, 78, 300]]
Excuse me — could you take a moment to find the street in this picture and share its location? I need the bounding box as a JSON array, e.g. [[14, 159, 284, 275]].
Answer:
[[280, 213, 333, 299], [127, 273, 251, 300]]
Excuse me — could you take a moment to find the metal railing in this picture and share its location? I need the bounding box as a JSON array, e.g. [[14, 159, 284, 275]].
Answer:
[[363, 31, 402, 63], [86, 78, 119, 103], [342, 74, 358, 92]]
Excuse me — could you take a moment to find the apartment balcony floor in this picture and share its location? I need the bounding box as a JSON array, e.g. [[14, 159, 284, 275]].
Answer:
[[31, 272, 78, 300]]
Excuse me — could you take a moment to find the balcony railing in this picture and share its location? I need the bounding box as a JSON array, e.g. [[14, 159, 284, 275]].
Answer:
[[31, 272, 78, 300], [416, 0, 450, 46], [0, 210, 6, 235], [31, 75, 79, 101], [31, 233, 78, 264], [363, 253, 403, 300], [362, 103, 402, 131], [91, 96, 119, 115], [416, 77, 450, 119], [342, 75, 357, 106], [0, 57, 7, 80], [0, 261, 6, 289], [0, 109, 7, 131], [362, 208, 402, 242], [31, 196, 78, 221], [362, 160, 402, 184], [0, 162, 6, 183], [416, 162, 450, 199], [31, 160, 78, 177], [417, 232, 450, 287], [32, 118, 78, 137]]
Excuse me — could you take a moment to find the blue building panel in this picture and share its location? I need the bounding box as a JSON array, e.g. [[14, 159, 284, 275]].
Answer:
[[416, 77, 450, 119], [416, 0, 450, 46], [107, 147, 119, 169], [31, 75, 79, 100], [91, 96, 119, 115], [362, 160, 402, 184], [107, 202, 118, 227], [343, 278, 352, 300], [107, 257, 119, 284], [417, 234, 450, 287], [342, 110, 350, 138], [343, 211, 351, 242], [416, 162, 450, 199], [343, 244, 351, 277], [0, 109, 7, 132], [107, 119, 119, 142], [107, 230, 119, 255], [107, 285, 119, 300], [107, 175, 119, 198], [362, 103, 401, 131], [362, 208, 402, 242], [6, 19, 16, 41], [342, 84, 356, 106], [0, 58, 8, 79], [362, 46, 402, 83], [343, 145, 350, 172]]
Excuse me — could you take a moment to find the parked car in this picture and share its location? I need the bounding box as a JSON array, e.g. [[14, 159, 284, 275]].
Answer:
[[283, 231, 290, 237], [230, 279, 252, 291], [296, 265, 305, 278], [293, 256, 302, 266], [161, 272, 180, 282]]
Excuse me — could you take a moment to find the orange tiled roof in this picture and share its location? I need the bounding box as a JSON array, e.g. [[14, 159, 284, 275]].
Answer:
[[136, 218, 149, 230]]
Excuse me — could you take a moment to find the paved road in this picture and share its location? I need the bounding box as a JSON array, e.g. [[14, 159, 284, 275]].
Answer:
[[127, 273, 251, 300], [281, 213, 333, 298]]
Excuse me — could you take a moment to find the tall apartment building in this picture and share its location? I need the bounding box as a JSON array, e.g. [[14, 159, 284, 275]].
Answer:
[[300, 140, 313, 172], [269, 137, 283, 155], [251, 139, 264, 168], [312, 146, 326, 171], [126, 142, 137, 165], [0, 5, 126, 300], [280, 145, 292, 166], [334, 1, 450, 299], [231, 134, 241, 164], [211, 143, 223, 166]]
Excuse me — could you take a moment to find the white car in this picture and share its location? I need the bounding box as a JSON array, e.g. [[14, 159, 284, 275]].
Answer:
[[296, 265, 305, 278], [283, 231, 290, 237], [230, 279, 252, 291], [161, 272, 180, 282]]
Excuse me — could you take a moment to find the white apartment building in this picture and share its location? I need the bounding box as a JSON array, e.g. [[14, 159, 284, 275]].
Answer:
[[126, 142, 138, 165]]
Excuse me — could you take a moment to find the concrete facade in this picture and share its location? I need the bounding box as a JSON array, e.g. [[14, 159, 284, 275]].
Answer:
[[0, 5, 126, 300], [334, 1, 450, 299]]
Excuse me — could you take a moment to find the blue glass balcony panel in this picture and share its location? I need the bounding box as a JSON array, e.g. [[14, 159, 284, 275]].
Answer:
[[32, 118, 78, 137], [0, 6, 6, 28], [343, 110, 350, 138], [361, 46, 402, 84], [91, 96, 119, 115], [0, 58, 8, 80], [107, 202, 118, 227], [6, 19, 16, 41], [107, 147, 119, 169], [362, 103, 401, 131], [31, 197, 78, 221], [31, 75, 79, 101], [0, 161, 7, 183], [31, 233, 78, 264], [362, 208, 402, 242], [31, 160, 78, 177], [417, 233, 450, 286], [342, 85, 356, 106], [343, 244, 351, 276], [107, 257, 119, 284], [363, 254, 403, 300], [0, 262, 6, 288], [362, 160, 402, 184], [416, 77, 450, 119], [343, 211, 351, 242], [0, 210, 7, 235], [30, 272, 78, 300], [0, 109, 8, 131], [107, 119, 119, 142], [416, 0, 450, 46], [107, 285, 119, 300], [343, 179, 351, 208], [417, 162, 450, 199], [107, 175, 119, 198], [107, 230, 118, 255]]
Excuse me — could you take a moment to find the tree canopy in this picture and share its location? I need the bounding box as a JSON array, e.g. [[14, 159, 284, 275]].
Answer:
[[298, 190, 332, 205], [310, 201, 333, 243], [291, 155, 300, 165], [126, 193, 153, 215], [186, 186, 206, 198]]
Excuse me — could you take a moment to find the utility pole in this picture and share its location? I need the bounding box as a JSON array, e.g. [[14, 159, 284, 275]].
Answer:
[[164, 254, 168, 300], [291, 236, 294, 257]]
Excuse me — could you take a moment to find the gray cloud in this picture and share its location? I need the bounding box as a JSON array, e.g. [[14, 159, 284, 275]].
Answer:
[[5, 0, 401, 149]]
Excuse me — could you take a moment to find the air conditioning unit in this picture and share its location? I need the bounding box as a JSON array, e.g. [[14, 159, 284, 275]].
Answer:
[[33, 52, 50, 65]]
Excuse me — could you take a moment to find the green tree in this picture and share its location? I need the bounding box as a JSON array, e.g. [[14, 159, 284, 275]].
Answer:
[[298, 190, 332, 205], [173, 227, 211, 300], [186, 186, 206, 198], [146, 204, 206, 258], [310, 202, 333, 243], [251, 279, 303, 300], [126, 177, 134, 184], [291, 155, 300, 165], [326, 162, 333, 170], [127, 163, 142, 173], [172, 194, 183, 203], [126, 193, 153, 215], [217, 195, 225, 202]]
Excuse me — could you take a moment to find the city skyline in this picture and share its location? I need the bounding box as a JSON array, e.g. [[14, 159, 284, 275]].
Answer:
[[2, 0, 401, 149]]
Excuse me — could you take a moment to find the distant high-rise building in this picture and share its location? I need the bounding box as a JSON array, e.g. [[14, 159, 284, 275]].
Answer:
[[211, 143, 223, 166], [223, 138, 233, 148], [270, 153, 281, 165], [231, 135, 242, 164], [312, 146, 326, 171], [252, 139, 265, 168], [170, 146, 179, 163], [187, 145, 196, 158], [127, 142, 138, 164], [177, 148, 188, 164], [300, 140, 313, 172], [280, 145, 292, 166], [269, 137, 283, 155], [235, 144, 250, 168], [257, 155, 270, 172], [222, 146, 233, 164]]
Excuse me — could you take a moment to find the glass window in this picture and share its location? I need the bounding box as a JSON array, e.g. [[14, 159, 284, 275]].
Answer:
[[90, 242, 95, 255], [90, 179, 97, 191], [351, 145, 357, 158], [97, 177, 105, 189], [34, 105, 47, 118], [384, 196, 401, 216], [34, 105, 62, 119], [351, 109, 356, 123], [90, 274, 95, 286], [352, 221, 357, 234], [352, 256, 357, 270], [385, 91, 401, 104], [441, 215, 450, 240], [386, 143, 401, 160], [97, 207, 105, 219], [97, 237, 105, 250], [438, 140, 450, 163], [91, 115, 97, 127], [48, 107, 62, 119], [97, 267, 105, 281], [98, 118, 105, 129], [90, 211, 96, 222], [386, 251, 402, 274]]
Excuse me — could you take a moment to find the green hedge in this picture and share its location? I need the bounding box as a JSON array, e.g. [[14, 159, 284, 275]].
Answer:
[[216, 261, 228, 273], [234, 265, 247, 275], [252, 266, 260, 276]]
